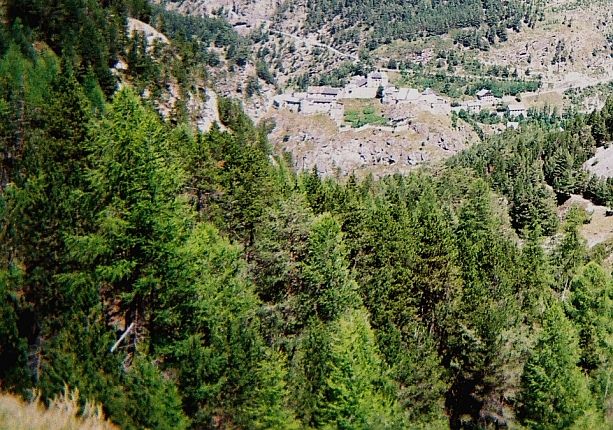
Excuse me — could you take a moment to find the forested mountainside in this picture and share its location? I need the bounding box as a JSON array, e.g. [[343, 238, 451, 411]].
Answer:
[[168, 0, 544, 50], [300, 0, 543, 49], [0, 1, 612, 430]]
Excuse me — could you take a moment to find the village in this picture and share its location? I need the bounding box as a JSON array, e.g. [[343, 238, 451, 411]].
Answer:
[[272, 70, 528, 130]]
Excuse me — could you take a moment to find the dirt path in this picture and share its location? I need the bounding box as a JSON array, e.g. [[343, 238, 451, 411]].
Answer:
[[265, 21, 359, 61]]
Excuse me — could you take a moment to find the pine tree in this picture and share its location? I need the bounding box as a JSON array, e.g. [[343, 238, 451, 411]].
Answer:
[[156, 223, 297, 428], [448, 180, 520, 427], [291, 311, 405, 429], [68, 88, 190, 351], [240, 351, 300, 430], [408, 185, 461, 336], [298, 213, 361, 322], [566, 263, 613, 421], [588, 110, 607, 145], [122, 358, 189, 430], [518, 225, 553, 320], [553, 206, 588, 296], [519, 303, 596, 429]]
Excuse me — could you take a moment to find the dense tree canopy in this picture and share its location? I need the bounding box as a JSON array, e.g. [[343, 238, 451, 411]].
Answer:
[[298, 0, 543, 49], [0, 2, 612, 430]]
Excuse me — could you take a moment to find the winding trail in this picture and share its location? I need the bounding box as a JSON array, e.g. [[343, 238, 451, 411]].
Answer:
[[264, 22, 359, 61]]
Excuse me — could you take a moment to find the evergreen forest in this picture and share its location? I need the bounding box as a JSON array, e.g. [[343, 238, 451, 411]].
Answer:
[[298, 0, 544, 49], [0, 1, 612, 429]]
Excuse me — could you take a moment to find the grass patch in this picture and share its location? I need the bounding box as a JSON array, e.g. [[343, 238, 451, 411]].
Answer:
[[344, 104, 389, 128]]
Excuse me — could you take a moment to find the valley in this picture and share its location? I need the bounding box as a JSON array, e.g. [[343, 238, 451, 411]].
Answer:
[[155, 0, 613, 177]]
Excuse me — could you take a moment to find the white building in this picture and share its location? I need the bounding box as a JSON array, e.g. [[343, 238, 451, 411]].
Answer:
[[383, 86, 421, 104], [299, 99, 344, 122], [382, 86, 398, 104], [367, 71, 389, 88], [273, 94, 301, 112], [466, 101, 482, 114], [508, 103, 527, 117], [476, 89, 496, 103], [344, 75, 376, 99], [306, 86, 341, 100]]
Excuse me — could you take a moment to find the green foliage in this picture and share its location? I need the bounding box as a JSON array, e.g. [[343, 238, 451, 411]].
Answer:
[[0, 264, 29, 389], [303, 0, 541, 50], [71, 89, 189, 338], [291, 311, 404, 429], [2, 9, 613, 430], [566, 263, 613, 421], [519, 303, 597, 429], [299, 214, 361, 321], [399, 69, 540, 99], [122, 358, 189, 430], [344, 105, 389, 128], [553, 207, 589, 292], [240, 351, 300, 430], [189, 102, 276, 243], [256, 59, 275, 85], [152, 6, 251, 67], [446, 180, 521, 426], [8, 0, 125, 93], [450, 118, 607, 234]]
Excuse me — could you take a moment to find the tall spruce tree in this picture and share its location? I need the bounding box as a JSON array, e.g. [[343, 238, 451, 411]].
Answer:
[[448, 180, 520, 428], [519, 303, 597, 429]]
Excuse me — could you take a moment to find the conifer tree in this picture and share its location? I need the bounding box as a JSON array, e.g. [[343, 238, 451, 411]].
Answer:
[[156, 223, 298, 428], [553, 206, 588, 296], [298, 213, 361, 322], [72, 88, 189, 346], [518, 225, 553, 320], [408, 184, 461, 336], [448, 180, 520, 427], [519, 303, 596, 429], [566, 263, 613, 420], [291, 311, 404, 429]]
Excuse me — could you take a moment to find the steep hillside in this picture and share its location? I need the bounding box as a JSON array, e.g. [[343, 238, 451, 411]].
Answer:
[[160, 0, 282, 30], [1, 2, 613, 430], [165, 0, 544, 52]]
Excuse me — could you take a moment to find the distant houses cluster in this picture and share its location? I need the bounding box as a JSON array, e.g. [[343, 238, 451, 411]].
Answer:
[[453, 88, 527, 118], [273, 71, 450, 124], [273, 71, 528, 126], [273, 71, 393, 123]]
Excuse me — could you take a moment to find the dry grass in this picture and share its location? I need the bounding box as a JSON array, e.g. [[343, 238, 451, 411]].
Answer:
[[558, 195, 613, 248], [0, 387, 118, 430]]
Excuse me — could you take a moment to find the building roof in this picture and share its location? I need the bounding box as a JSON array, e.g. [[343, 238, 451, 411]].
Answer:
[[396, 88, 409, 100], [352, 78, 367, 87], [406, 89, 420, 100], [307, 86, 341, 96], [321, 87, 341, 96], [476, 89, 492, 97], [508, 103, 526, 111], [369, 71, 383, 79], [309, 98, 334, 104]]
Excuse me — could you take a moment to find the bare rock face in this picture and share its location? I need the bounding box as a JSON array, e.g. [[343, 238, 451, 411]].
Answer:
[[269, 112, 476, 177], [127, 18, 169, 45], [584, 145, 613, 179], [163, 0, 285, 30], [190, 88, 225, 132]]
